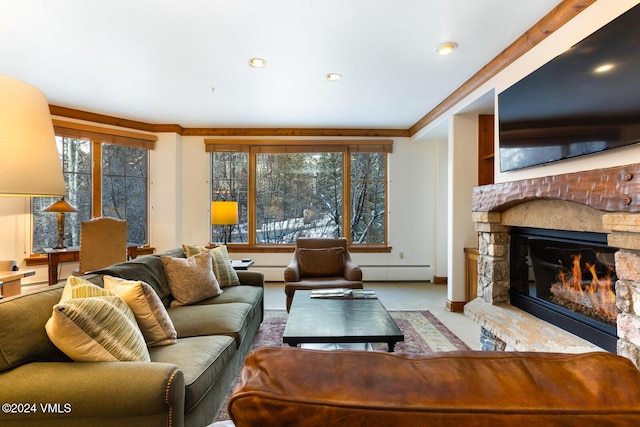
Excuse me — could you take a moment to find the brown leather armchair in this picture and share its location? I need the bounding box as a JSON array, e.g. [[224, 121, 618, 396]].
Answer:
[[284, 238, 363, 311]]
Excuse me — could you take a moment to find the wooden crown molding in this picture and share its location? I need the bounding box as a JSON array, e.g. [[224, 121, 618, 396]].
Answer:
[[49, 105, 408, 138], [50, 0, 594, 138]]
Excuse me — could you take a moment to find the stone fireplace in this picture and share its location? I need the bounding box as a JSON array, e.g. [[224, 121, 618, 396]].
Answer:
[[464, 163, 640, 368]]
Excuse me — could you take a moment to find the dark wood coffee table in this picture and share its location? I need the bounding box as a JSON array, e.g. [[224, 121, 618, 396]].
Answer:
[[283, 290, 404, 352]]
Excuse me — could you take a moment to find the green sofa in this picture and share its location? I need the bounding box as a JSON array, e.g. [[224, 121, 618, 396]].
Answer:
[[0, 248, 264, 427]]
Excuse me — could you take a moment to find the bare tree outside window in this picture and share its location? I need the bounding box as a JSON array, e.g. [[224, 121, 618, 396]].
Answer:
[[256, 153, 342, 243], [350, 152, 386, 244], [102, 144, 149, 244]]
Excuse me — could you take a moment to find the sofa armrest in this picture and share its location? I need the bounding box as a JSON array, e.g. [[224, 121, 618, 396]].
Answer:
[[236, 270, 264, 287], [0, 361, 184, 427], [283, 254, 300, 282]]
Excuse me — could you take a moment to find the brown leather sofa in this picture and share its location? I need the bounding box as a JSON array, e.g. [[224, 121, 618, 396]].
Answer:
[[228, 347, 640, 426], [283, 237, 363, 311]]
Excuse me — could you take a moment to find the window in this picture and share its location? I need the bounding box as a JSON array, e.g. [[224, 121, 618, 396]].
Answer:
[[256, 152, 343, 243], [32, 122, 155, 252], [211, 151, 249, 244], [33, 136, 92, 250], [207, 140, 391, 247], [102, 144, 149, 243], [350, 152, 387, 244]]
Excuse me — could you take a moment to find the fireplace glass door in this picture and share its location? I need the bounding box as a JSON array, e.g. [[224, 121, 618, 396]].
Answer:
[[510, 227, 618, 352]]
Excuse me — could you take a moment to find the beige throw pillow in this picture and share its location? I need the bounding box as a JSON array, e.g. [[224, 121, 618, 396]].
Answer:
[[162, 251, 223, 307], [45, 278, 150, 362], [182, 244, 241, 288], [297, 247, 346, 277], [103, 275, 177, 347]]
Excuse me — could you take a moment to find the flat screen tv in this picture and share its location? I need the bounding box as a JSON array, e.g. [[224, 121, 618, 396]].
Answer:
[[498, 4, 640, 172]]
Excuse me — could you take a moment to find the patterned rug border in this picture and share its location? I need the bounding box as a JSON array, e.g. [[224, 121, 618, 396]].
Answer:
[[250, 309, 471, 353]]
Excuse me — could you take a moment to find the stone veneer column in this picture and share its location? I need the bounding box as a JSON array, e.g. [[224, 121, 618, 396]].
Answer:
[[605, 214, 640, 369], [473, 212, 510, 351], [473, 212, 510, 304]]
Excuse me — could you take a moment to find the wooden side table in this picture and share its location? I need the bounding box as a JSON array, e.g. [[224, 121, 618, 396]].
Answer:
[[0, 270, 36, 298], [464, 247, 479, 302]]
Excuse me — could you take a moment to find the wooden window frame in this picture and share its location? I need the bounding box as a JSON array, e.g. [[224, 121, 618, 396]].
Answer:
[[206, 139, 392, 252], [53, 121, 155, 217], [28, 122, 155, 261]]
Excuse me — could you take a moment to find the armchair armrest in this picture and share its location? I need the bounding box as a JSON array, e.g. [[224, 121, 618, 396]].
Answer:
[[344, 258, 362, 281], [0, 361, 184, 427], [284, 254, 301, 282]]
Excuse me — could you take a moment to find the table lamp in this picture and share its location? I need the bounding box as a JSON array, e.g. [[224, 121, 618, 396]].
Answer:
[[42, 197, 79, 249], [0, 74, 67, 197], [211, 201, 238, 245]]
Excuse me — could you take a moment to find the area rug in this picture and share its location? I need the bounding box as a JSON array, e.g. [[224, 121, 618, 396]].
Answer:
[[214, 309, 470, 422], [248, 309, 470, 353]]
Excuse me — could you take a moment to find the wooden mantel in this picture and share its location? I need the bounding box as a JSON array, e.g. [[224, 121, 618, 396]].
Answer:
[[472, 163, 640, 214]]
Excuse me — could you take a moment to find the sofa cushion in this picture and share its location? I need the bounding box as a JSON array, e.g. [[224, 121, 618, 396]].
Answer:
[[45, 289, 150, 362], [168, 302, 253, 348], [103, 275, 178, 347], [0, 285, 69, 372], [149, 335, 236, 412], [93, 254, 173, 307], [162, 252, 223, 307], [297, 247, 345, 277], [202, 285, 263, 307], [183, 244, 241, 288]]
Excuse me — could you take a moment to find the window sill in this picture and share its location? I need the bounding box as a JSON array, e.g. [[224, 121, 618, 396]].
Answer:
[[224, 244, 391, 253]]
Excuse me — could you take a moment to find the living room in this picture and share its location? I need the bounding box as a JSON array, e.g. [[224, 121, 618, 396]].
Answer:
[[1, 0, 638, 309], [0, 0, 637, 310], [2, 1, 640, 426]]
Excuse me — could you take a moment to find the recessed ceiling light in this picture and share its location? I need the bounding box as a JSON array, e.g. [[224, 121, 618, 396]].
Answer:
[[434, 42, 458, 56], [327, 73, 342, 81], [249, 58, 267, 68], [594, 63, 614, 73]]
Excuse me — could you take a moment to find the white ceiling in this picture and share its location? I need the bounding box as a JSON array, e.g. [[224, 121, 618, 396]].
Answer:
[[0, 0, 562, 129]]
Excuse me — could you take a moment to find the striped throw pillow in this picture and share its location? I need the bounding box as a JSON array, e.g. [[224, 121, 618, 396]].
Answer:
[[45, 278, 149, 362], [209, 245, 241, 288]]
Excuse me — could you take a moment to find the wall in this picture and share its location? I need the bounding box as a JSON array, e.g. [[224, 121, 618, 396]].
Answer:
[[0, 133, 439, 284], [169, 135, 439, 282]]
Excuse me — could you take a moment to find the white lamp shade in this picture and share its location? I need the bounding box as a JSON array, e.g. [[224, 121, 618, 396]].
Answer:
[[0, 74, 67, 197], [211, 201, 239, 225]]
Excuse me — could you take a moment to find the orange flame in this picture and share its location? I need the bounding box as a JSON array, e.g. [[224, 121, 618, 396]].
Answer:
[[550, 253, 616, 323]]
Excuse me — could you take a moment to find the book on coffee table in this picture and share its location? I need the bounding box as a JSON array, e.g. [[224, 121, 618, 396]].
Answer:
[[310, 288, 377, 299]]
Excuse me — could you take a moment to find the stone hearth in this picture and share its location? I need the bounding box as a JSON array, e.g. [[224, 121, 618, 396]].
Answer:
[[465, 163, 640, 368]]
